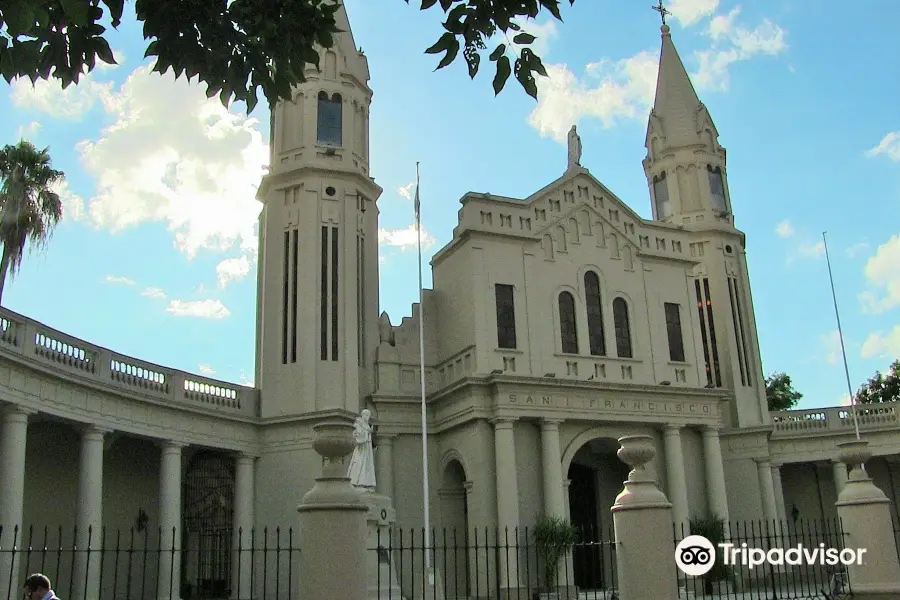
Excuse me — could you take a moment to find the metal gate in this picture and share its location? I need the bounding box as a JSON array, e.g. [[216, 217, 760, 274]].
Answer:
[[182, 451, 236, 599]]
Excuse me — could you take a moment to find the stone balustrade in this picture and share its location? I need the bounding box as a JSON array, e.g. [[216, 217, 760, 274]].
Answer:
[[0, 306, 258, 417], [772, 401, 899, 436]]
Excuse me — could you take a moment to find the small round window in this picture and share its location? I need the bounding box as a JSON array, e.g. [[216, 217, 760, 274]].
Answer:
[[325, 186, 336, 196], [725, 245, 733, 254]]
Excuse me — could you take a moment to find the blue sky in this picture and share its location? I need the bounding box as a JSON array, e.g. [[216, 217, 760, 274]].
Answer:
[[1, 0, 898, 410]]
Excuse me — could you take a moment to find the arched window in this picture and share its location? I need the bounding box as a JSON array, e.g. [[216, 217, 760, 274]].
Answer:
[[653, 171, 671, 219], [317, 91, 342, 146], [558, 291, 578, 354], [613, 297, 632, 358], [584, 272, 605, 356], [707, 165, 727, 211]]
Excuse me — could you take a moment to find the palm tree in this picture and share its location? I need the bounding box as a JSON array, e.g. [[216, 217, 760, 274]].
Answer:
[[0, 140, 66, 304]]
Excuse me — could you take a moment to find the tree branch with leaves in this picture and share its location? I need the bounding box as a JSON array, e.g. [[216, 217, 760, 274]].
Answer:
[[0, 0, 574, 112], [765, 372, 803, 412], [854, 360, 900, 404]]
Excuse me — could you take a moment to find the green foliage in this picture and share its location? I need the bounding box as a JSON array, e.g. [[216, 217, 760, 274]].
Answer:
[[532, 515, 578, 591], [0, 139, 65, 303], [689, 515, 734, 594], [855, 360, 900, 404], [765, 372, 803, 411], [0, 0, 574, 113]]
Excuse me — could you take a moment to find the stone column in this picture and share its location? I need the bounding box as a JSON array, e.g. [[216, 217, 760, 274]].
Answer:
[[540, 419, 574, 592], [492, 418, 521, 592], [663, 424, 690, 538], [833, 459, 849, 498], [702, 426, 729, 526], [835, 440, 900, 599], [771, 462, 787, 523], [158, 441, 185, 600], [233, 453, 256, 600], [611, 435, 679, 600], [0, 405, 32, 600], [297, 421, 368, 600], [756, 458, 779, 524], [375, 434, 395, 499], [73, 426, 108, 600]]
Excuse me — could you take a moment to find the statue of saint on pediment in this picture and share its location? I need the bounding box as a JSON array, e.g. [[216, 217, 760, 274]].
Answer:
[[567, 125, 582, 169]]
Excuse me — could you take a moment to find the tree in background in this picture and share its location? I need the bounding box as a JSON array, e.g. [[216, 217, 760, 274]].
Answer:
[[0, 140, 65, 304], [765, 372, 803, 411], [0, 0, 574, 112], [855, 360, 900, 404]]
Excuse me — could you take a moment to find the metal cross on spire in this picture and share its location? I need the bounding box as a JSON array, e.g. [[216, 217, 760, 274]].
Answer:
[[651, 0, 671, 25]]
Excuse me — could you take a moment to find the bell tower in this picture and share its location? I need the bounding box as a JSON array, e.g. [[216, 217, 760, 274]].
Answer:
[[642, 21, 769, 427], [254, 2, 383, 418]]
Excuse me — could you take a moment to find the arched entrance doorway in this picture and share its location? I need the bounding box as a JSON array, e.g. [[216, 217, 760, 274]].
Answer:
[[440, 458, 469, 599], [182, 450, 236, 599], [567, 437, 629, 591]]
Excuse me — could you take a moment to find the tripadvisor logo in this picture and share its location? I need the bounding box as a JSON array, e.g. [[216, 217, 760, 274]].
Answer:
[[675, 535, 867, 576]]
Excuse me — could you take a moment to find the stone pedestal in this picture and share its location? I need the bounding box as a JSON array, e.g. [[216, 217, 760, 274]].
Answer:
[[360, 490, 406, 600], [835, 440, 900, 600], [610, 434, 679, 600], [298, 421, 369, 600]]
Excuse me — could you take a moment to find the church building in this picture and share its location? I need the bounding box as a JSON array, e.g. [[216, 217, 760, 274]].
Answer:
[[4, 2, 897, 600]]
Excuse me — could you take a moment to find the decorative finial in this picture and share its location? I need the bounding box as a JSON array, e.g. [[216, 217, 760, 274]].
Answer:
[[651, 0, 671, 26]]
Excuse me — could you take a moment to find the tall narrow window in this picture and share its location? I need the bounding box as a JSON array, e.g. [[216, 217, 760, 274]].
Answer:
[[695, 280, 714, 386], [584, 271, 606, 356], [613, 297, 632, 358], [558, 292, 578, 354], [653, 171, 671, 219], [331, 226, 339, 361], [320, 226, 329, 360], [317, 91, 342, 146], [495, 284, 517, 349], [664, 302, 685, 362], [708, 165, 727, 211], [357, 234, 366, 366], [728, 277, 752, 386], [282, 231, 290, 364], [703, 279, 722, 386], [291, 229, 299, 363]]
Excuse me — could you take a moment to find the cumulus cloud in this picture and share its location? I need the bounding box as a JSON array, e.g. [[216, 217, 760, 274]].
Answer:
[[775, 219, 794, 238], [141, 287, 167, 300], [165, 299, 231, 319], [861, 326, 900, 361], [9, 69, 116, 118], [378, 225, 438, 251], [528, 5, 787, 141], [865, 132, 900, 162], [859, 234, 900, 314], [105, 275, 136, 285], [28, 64, 267, 262], [397, 181, 416, 201], [216, 255, 252, 288]]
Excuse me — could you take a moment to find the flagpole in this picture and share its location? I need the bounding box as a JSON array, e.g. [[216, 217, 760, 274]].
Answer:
[[822, 231, 861, 441], [415, 162, 433, 577]]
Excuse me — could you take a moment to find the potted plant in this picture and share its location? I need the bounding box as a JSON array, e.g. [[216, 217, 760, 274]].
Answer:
[[532, 515, 579, 599], [689, 515, 735, 595]]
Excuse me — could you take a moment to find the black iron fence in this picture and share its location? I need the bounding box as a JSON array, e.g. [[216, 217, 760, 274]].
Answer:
[[371, 525, 619, 599], [0, 525, 299, 600], [674, 518, 853, 599]]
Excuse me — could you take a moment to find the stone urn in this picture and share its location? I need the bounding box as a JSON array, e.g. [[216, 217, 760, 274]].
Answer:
[[301, 420, 362, 505], [837, 439, 872, 479], [617, 434, 657, 481]]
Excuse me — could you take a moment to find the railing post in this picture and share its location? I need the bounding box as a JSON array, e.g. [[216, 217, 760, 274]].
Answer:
[[835, 439, 900, 599], [611, 434, 679, 600], [297, 421, 367, 600]]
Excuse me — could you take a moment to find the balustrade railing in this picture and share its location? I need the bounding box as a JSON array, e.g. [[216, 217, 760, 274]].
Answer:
[[772, 402, 899, 435], [0, 307, 257, 417]]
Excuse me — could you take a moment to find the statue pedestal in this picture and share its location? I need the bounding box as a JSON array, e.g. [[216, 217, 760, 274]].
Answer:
[[360, 490, 406, 600]]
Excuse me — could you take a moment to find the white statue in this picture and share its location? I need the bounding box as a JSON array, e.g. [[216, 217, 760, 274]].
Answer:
[[567, 124, 582, 169], [347, 409, 377, 490]]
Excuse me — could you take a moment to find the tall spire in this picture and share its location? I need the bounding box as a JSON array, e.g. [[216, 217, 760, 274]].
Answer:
[[645, 22, 718, 153]]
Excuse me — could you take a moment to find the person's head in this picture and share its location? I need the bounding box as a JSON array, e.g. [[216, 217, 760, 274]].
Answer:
[[361, 409, 371, 421], [23, 574, 51, 599]]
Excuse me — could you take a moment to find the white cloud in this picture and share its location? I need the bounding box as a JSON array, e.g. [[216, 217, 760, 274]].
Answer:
[[105, 275, 136, 285], [54, 65, 266, 260], [865, 132, 900, 162], [796, 240, 824, 259], [9, 71, 115, 119], [198, 364, 216, 375], [52, 179, 86, 222], [859, 235, 900, 314], [846, 242, 870, 258], [378, 225, 438, 251], [216, 255, 252, 288], [397, 181, 416, 201], [668, 0, 719, 26], [15, 121, 41, 139], [528, 6, 786, 141], [506, 19, 559, 60], [861, 326, 900, 361], [141, 287, 167, 300], [775, 219, 794, 238], [165, 299, 231, 319], [820, 330, 841, 366]]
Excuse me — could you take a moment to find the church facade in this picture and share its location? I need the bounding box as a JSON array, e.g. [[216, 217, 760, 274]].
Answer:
[[1, 3, 899, 600]]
